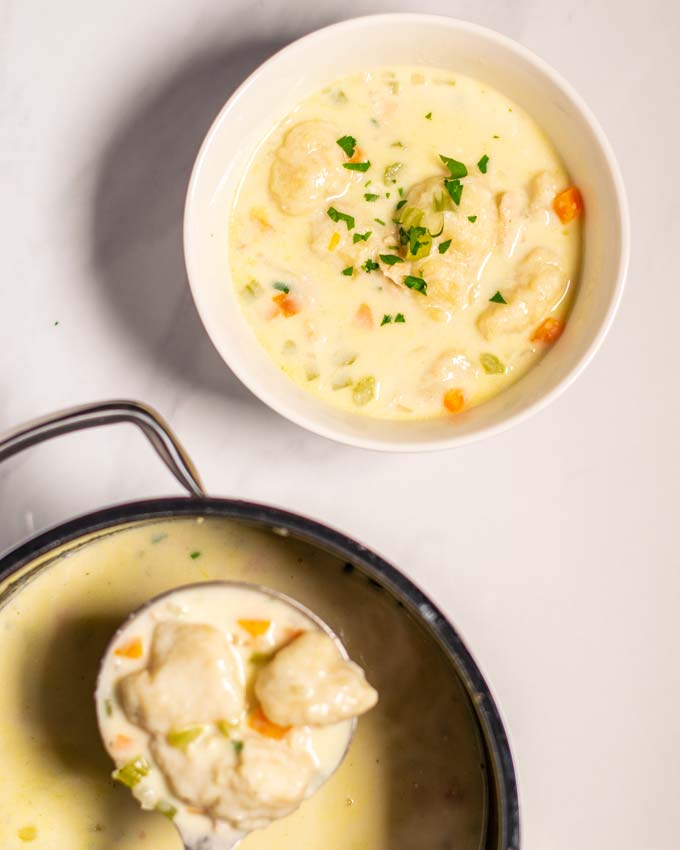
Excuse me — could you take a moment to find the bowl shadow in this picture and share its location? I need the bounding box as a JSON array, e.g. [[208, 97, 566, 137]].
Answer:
[[89, 38, 295, 403]]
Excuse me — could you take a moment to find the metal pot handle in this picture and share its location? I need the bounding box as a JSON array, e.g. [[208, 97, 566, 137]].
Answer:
[[0, 400, 205, 497]]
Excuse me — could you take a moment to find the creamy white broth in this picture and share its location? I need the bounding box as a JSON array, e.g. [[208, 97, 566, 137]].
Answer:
[[0, 518, 487, 849], [229, 66, 582, 419]]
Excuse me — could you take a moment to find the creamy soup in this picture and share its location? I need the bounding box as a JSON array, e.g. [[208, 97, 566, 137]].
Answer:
[[0, 518, 487, 849], [97, 583, 376, 846], [229, 66, 582, 419]]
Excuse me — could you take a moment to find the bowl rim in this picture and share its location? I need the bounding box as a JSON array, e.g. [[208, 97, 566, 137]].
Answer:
[[184, 12, 630, 453], [0, 495, 521, 850]]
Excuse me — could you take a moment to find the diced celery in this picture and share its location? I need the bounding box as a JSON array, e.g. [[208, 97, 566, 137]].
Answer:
[[399, 206, 423, 229], [384, 162, 404, 183], [166, 726, 204, 749], [155, 801, 177, 820], [433, 190, 454, 212], [113, 756, 150, 788], [241, 280, 262, 301], [480, 353, 506, 375], [333, 350, 358, 367], [352, 376, 376, 406]]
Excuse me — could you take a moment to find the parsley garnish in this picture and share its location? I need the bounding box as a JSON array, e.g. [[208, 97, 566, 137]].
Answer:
[[344, 160, 371, 172], [478, 155, 489, 173], [379, 254, 404, 265], [425, 111, 432, 120], [398, 186, 404, 197], [395, 199, 407, 210], [232, 740, 244, 754], [381, 314, 393, 325], [403, 275, 428, 295], [391, 141, 404, 148], [438, 239, 452, 254], [444, 178, 463, 205], [364, 193, 379, 202], [489, 291, 507, 304], [395, 313, 406, 323], [493, 134, 500, 139], [467, 215, 477, 223], [341, 266, 353, 276], [353, 230, 371, 243], [336, 135, 356, 157], [439, 155, 468, 179], [362, 259, 379, 273], [374, 217, 386, 225], [327, 207, 355, 230], [190, 551, 201, 560], [272, 282, 290, 293]]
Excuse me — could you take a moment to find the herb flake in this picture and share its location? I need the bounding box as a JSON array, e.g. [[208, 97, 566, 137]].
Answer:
[[467, 215, 477, 223], [444, 178, 463, 206], [272, 282, 290, 293], [477, 154, 489, 174], [327, 207, 355, 230], [343, 160, 371, 172], [364, 193, 379, 202], [336, 135, 357, 157], [489, 291, 507, 304], [438, 239, 452, 254], [381, 314, 392, 326], [353, 230, 372, 243], [403, 275, 428, 295], [379, 253, 404, 265], [395, 313, 406, 323], [425, 111, 432, 120], [341, 266, 353, 276], [362, 259, 379, 273], [439, 155, 468, 179]]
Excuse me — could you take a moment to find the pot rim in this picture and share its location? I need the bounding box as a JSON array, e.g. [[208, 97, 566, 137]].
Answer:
[[0, 495, 520, 850]]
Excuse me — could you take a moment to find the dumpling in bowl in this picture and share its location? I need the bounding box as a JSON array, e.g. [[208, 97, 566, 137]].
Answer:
[[269, 121, 360, 216]]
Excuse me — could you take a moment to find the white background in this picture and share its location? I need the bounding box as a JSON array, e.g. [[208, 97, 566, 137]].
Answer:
[[1, 2, 678, 848]]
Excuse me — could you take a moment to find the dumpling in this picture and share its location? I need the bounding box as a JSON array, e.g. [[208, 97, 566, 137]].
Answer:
[[477, 247, 567, 339], [269, 121, 358, 216]]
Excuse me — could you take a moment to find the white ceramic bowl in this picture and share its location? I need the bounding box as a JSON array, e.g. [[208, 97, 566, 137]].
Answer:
[[184, 13, 629, 452]]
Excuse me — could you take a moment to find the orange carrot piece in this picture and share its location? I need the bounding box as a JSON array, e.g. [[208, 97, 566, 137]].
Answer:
[[249, 706, 290, 740], [237, 619, 271, 638], [553, 186, 583, 224], [443, 389, 465, 414], [272, 293, 301, 317], [114, 637, 143, 659], [113, 734, 133, 749], [355, 303, 374, 329], [531, 317, 564, 344], [348, 146, 365, 163]]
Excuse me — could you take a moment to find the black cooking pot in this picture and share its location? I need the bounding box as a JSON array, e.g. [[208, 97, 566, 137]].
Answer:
[[0, 400, 519, 850]]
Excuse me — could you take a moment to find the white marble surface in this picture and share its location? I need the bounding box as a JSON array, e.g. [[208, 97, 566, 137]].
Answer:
[[0, 1, 678, 848]]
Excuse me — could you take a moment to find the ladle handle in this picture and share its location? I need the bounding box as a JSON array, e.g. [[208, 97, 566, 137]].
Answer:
[[0, 400, 205, 497]]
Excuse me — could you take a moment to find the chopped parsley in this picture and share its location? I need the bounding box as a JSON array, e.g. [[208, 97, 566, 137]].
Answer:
[[438, 239, 452, 254], [343, 160, 371, 172], [398, 186, 404, 197], [362, 259, 379, 273], [444, 178, 463, 206], [341, 266, 353, 276], [477, 154, 489, 174], [381, 314, 393, 325], [493, 134, 500, 139], [439, 154, 468, 179], [232, 740, 244, 754], [336, 135, 357, 157], [374, 217, 386, 225], [353, 230, 371, 243], [327, 207, 355, 230], [467, 215, 477, 223], [395, 313, 406, 323], [395, 199, 408, 210], [425, 111, 432, 120], [190, 551, 201, 560], [403, 275, 428, 295], [391, 141, 405, 148], [272, 282, 290, 293], [379, 253, 404, 265], [364, 193, 379, 202], [489, 291, 507, 304]]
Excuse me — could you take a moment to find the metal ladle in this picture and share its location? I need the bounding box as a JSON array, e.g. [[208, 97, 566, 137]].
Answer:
[[96, 581, 356, 850]]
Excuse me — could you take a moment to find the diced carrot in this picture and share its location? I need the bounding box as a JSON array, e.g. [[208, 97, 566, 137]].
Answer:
[[237, 619, 271, 638], [531, 317, 564, 344], [114, 637, 143, 659], [348, 146, 365, 164], [113, 734, 133, 749], [272, 293, 301, 317], [249, 706, 290, 740], [443, 389, 465, 414], [553, 186, 583, 224], [355, 303, 374, 329], [328, 232, 340, 251]]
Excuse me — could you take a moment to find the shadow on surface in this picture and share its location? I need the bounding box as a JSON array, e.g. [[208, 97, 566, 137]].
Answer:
[[90, 38, 293, 402]]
